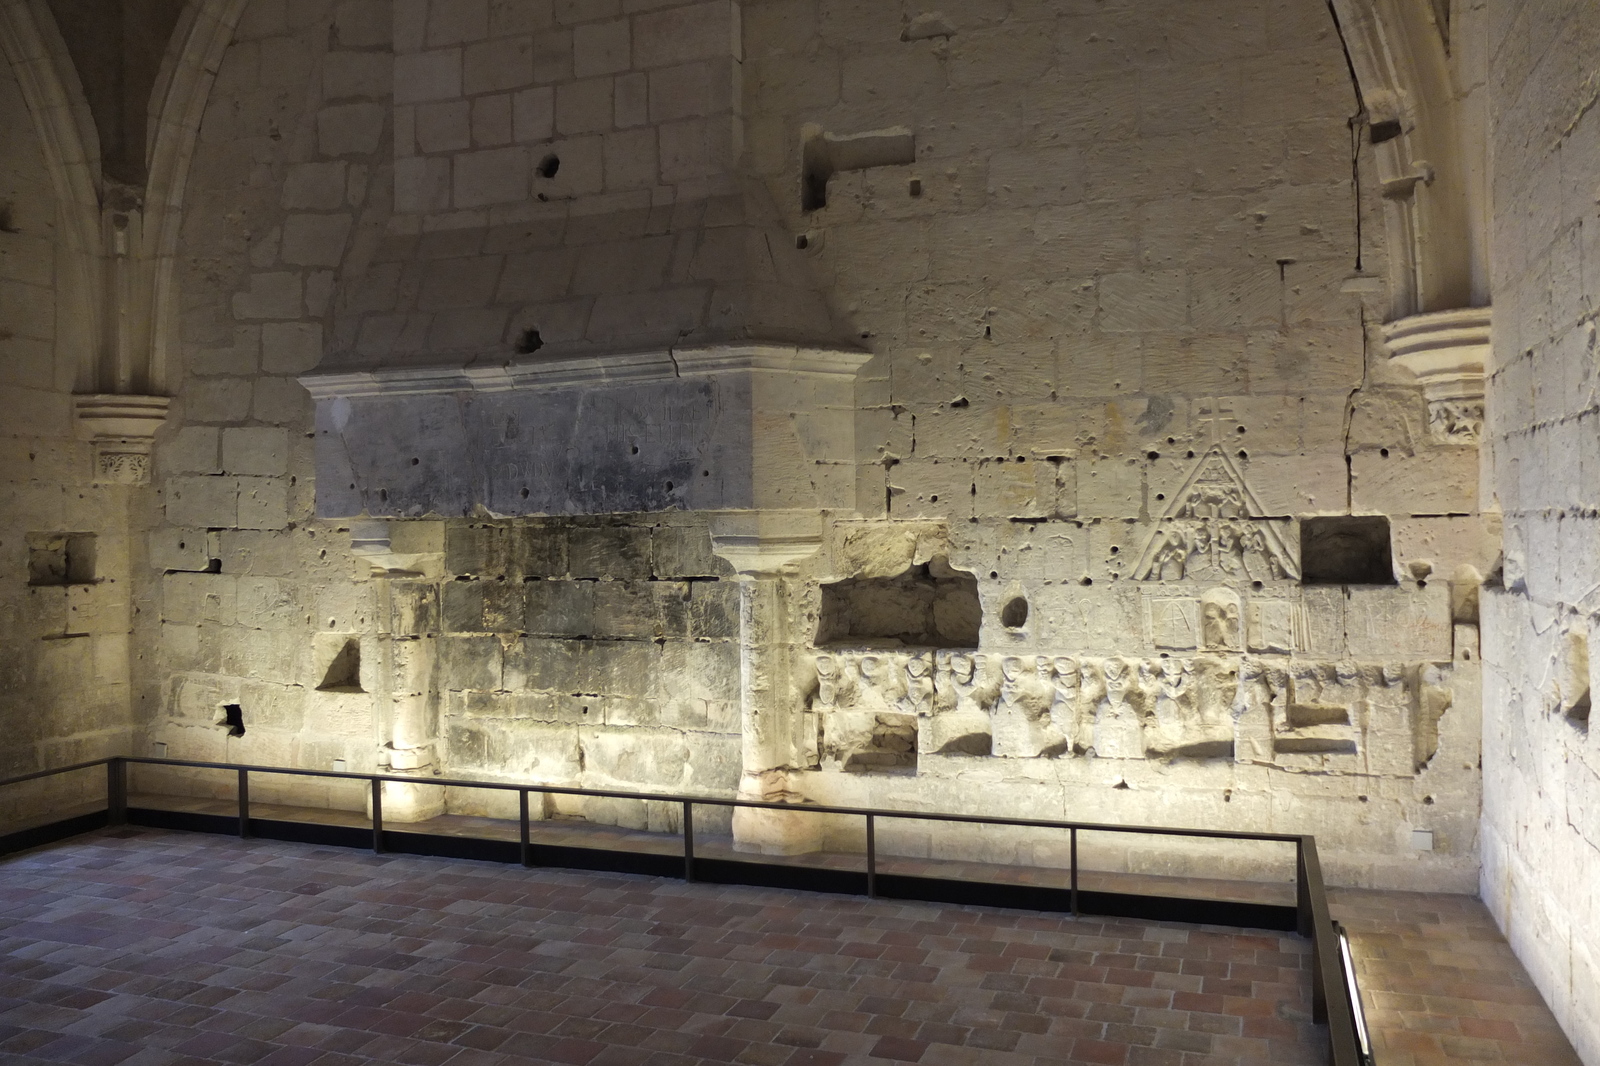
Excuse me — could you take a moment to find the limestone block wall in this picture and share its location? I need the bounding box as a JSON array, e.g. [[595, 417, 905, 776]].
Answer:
[[732, 1, 1491, 889], [435, 515, 744, 828], [0, 0, 1499, 894], [0, 46, 137, 821], [1481, 0, 1600, 1058], [132, 0, 392, 810]]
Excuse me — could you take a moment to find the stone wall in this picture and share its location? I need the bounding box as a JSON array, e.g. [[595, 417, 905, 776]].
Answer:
[[0, 44, 136, 821], [1481, 0, 1600, 1058], [0, 0, 1499, 895]]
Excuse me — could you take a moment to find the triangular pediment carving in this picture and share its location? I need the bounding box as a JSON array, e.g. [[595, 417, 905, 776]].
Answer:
[[1134, 447, 1299, 582]]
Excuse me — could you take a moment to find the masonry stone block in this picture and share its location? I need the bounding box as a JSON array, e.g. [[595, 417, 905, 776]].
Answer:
[[568, 525, 653, 579], [221, 428, 289, 477], [395, 49, 464, 104], [454, 147, 530, 207], [464, 35, 535, 95], [574, 20, 630, 78], [317, 103, 386, 157], [633, 3, 735, 68], [165, 477, 238, 528], [236, 477, 290, 530], [163, 427, 221, 475], [231, 273, 303, 321], [415, 100, 472, 153], [525, 580, 595, 637]]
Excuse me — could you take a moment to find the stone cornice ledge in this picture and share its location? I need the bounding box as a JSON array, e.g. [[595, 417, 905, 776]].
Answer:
[[300, 345, 873, 400]]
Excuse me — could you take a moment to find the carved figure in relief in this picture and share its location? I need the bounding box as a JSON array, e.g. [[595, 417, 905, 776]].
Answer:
[[1149, 658, 1191, 752], [932, 651, 956, 714], [1050, 656, 1081, 749], [1133, 447, 1301, 582], [1416, 664, 1452, 770], [1092, 657, 1144, 758], [1231, 658, 1274, 763], [814, 654, 841, 708], [991, 656, 1060, 757], [1201, 588, 1242, 650], [922, 650, 993, 756], [1155, 535, 1188, 580], [898, 654, 934, 716], [855, 655, 894, 712]]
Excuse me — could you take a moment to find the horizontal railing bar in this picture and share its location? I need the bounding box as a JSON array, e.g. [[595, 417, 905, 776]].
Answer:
[[0, 755, 1306, 845], [0, 758, 113, 787]]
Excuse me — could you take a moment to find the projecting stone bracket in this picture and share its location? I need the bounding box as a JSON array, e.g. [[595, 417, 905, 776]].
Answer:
[[1382, 307, 1491, 443], [73, 394, 170, 484]]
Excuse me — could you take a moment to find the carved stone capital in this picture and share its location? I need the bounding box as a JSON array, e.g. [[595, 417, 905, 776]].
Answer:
[[1382, 307, 1491, 442], [73, 394, 170, 484], [710, 511, 824, 577]]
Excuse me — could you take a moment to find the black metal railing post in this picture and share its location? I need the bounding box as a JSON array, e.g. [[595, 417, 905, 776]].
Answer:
[[682, 801, 694, 882], [519, 789, 532, 867], [371, 779, 384, 854], [237, 768, 250, 839], [866, 813, 877, 898], [106, 758, 126, 827], [1070, 827, 1079, 917]]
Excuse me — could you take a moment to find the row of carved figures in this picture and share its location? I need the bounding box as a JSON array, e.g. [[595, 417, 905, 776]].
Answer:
[[807, 650, 1453, 768]]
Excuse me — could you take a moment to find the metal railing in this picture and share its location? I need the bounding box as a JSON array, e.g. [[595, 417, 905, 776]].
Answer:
[[0, 755, 1368, 1065]]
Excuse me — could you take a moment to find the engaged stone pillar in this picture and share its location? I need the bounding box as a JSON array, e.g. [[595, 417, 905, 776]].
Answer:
[[712, 513, 825, 855], [353, 520, 446, 822]]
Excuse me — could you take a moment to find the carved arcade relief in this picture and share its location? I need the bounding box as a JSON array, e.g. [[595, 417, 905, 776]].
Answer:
[[804, 649, 1448, 772], [1134, 447, 1299, 582]]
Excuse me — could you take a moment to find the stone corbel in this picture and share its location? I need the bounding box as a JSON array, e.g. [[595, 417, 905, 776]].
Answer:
[[1382, 307, 1490, 443], [73, 393, 169, 483]]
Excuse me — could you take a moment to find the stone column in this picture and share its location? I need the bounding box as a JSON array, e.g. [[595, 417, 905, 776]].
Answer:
[[712, 513, 825, 855], [352, 519, 446, 822]]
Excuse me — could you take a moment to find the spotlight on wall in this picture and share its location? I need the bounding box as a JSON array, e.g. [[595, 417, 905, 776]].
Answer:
[[1335, 921, 1375, 1065]]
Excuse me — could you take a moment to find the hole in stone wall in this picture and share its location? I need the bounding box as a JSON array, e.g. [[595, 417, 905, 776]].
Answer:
[[536, 155, 560, 178], [26, 532, 96, 586], [517, 328, 543, 354], [217, 704, 245, 737], [908, 178, 922, 196], [815, 556, 980, 648], [317, 638, 363, 693], [1300, 515, 1395, 585], [795, 233, 809, 249], [1563, 628, 1591, 730], [1000, 596, 1029, 629], [0, 200, 17, 232]]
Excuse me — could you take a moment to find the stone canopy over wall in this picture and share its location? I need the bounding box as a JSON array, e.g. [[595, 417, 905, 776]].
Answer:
[[0, 0, 1508, 905]]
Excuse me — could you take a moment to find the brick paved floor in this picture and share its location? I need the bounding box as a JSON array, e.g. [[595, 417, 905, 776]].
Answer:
[[0, 828, 1323, 1066], [1330, 889, 1583, 1066]]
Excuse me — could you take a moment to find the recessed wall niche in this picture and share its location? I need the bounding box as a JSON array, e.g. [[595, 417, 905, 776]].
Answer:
[[815, 556, 980, 648], [314, 634, 364, 693], [1300, 516, 1396, 585], [26, 532, 96, 586]]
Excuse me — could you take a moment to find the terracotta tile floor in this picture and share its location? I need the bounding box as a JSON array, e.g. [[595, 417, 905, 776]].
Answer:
[[0, 828, 1325, 1066], [1328, 889, 1583, 1066]]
